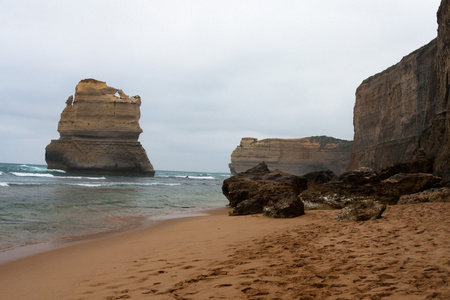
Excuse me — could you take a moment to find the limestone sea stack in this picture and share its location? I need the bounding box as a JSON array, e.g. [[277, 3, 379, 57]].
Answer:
[[45, 79, 155, 176], [229, 136, 353, 176]]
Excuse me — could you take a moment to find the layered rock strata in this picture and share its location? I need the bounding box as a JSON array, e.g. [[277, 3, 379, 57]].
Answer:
[[45, 79, 154, 176], [229, 136, 353, 176], [348, 0, 450, 180]]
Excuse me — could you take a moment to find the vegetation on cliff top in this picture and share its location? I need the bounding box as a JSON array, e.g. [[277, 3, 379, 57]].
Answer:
[[312, 135, 353, 151]]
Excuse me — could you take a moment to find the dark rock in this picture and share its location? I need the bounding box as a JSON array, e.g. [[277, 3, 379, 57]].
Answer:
[[300, 165, 443, 208], [378, 158, 434, 180], [379, 173, 443, 204], [338, 167, 380, 185], [222, 162, 308, 217], [303, 170, 336, 184], [263, 193, 305, 218], [335, 200, 386, 222], [229, 197, 266, 216], [398, 187, 450, 204]]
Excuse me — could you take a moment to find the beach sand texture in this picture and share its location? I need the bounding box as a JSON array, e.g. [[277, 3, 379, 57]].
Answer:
[[0, 203, 449, 299]]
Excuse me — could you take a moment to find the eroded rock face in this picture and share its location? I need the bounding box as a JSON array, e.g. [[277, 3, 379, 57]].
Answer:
[[58, 79, 143, 141], [348, 0, 450, 181], [45, 79, 154, 176], [222, 162, 308, 217], [229, 136, 353, 176], [348, 40, 438, 172]]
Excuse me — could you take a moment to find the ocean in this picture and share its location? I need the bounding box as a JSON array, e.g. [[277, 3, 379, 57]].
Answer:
[[0, 163, 229, 260]]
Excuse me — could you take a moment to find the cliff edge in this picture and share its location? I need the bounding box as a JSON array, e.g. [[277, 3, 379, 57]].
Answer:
[[348, 0, 449, 181], [45, 79, 155, 176], [229, 136, 353, 176]]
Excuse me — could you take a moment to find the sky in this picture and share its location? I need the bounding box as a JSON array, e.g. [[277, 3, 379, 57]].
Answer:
[[0, 0, 442, 172]]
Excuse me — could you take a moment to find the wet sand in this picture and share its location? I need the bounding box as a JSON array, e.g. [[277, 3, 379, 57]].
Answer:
[[0, 203, 449, 299]]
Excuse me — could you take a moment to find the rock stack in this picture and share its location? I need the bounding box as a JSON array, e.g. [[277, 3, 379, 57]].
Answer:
[[45, 79, 154, 176]]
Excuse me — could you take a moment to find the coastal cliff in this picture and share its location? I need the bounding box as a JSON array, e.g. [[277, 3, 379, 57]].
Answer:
[[46, 79, 154, 176], [229, 136, 353, 176], [348, 0, 450, 180]]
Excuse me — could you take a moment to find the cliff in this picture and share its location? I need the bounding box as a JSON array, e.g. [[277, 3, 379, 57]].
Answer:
[[348, 0, 450, 180], [45, 79, 155, 176], [229, 136, 353, 176]]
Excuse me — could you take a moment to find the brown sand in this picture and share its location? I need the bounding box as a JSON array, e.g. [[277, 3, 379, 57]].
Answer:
[[0, 203, 449, 300]]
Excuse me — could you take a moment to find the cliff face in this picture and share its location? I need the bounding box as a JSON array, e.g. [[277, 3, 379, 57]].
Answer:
[[348, 0, 450, 180], [434, 0, 450, 179], [229, 136, 353, 176], [46, 79, 154, 176]]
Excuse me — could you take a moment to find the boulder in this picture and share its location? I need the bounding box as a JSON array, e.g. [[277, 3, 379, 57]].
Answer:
[[335, 200, 386, 222], [222, 162, 308, 217], [263, 195, 305, 218]]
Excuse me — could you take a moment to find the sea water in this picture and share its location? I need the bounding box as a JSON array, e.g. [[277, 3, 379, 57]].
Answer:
[[0, 163, 229, 257]]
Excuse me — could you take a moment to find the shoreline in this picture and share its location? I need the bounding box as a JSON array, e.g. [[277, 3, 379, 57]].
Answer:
[[0, 203, 449, 299], [0, 207, 225, 266]]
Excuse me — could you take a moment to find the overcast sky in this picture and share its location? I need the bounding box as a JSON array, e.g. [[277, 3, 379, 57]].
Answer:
[[0, 0, 441, 172]]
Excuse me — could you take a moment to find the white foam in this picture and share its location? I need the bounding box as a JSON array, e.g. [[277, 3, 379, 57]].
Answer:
[[71, 183, 102, 187], [57, 176, 106, 180], [187, 176, 215, 180], [47, 169, 66, 173], [12, 172, 54, 178], [0, 171, 3, 175], [0, 182, 9, 187]]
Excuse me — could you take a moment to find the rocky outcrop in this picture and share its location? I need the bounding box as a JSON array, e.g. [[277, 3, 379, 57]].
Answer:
[[398, 187, 450, 204], [348, 0, 450, 181], [45, 79, 154, 176], [222, 162, 308, 217], [300, 163, 443, 208], [229, 136, 353, 176]]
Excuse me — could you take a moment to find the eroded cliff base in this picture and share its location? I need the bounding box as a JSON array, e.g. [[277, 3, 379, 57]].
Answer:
[[46, 140, 155, 176]]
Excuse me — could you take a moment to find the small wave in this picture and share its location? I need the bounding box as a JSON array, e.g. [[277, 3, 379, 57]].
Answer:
[[19, 165, 66, 173], [11, 172, 54, 178], [186, 176, 215, 180], [0, 171, 3, 175], [70, 183, 103, 187], [47, 169, 66, 173], [0, 182, 9, 187], [57, 176, 106, 180], [115, 182, 182, 186]]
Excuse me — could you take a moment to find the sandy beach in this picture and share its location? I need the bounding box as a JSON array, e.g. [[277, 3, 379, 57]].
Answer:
[[0, 202, 449, 300]]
